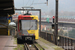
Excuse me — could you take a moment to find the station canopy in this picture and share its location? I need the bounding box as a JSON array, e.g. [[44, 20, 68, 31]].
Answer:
[[0, 0, 15, 16]]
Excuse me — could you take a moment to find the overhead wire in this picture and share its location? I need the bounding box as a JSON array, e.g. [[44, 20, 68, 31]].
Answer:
[[29, 0, 34, 6], [23, 0, 24, 6], [26, 0, 30, 6]]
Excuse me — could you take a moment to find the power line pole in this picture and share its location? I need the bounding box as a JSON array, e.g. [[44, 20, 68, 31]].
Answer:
[[55, 0, 58, 45]]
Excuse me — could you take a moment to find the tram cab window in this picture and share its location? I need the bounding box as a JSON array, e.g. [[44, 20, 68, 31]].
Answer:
[[21, 20, 37, 30]]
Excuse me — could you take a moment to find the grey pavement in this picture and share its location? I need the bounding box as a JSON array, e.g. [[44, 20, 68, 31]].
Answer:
[[0, 36, 17, 50]]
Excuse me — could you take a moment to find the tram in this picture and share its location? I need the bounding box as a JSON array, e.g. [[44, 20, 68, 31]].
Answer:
[[17, 13, 39, 44]]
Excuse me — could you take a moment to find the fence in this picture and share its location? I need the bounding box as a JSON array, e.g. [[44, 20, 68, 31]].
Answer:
[[40, 31, 75, 50]]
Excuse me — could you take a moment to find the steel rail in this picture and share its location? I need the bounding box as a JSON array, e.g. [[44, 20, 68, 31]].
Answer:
[[24, 43, 45, 50]]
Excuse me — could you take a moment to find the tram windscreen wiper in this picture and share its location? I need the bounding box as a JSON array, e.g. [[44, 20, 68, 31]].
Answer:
[[28, 25, 33, 30]]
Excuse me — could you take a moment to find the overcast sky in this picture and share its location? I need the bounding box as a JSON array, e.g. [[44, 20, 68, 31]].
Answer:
[[14, 0, 75, 18], [14, 0, 75, 12]]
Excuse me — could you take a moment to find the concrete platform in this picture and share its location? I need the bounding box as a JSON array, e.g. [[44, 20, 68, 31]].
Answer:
[[0, 36, 17, 50], [36, 37, 64, 50], [0, 36, 64, 50]]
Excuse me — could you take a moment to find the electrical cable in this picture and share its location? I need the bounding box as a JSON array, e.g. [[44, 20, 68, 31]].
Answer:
[[29, 0, 34, 6], [26, 0, 30, 6], [23, 0, 24, 6]]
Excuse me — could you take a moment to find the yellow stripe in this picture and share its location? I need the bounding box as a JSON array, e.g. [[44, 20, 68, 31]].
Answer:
[[8, 20, 11, 24], [8, 29, 10, 36], [30, 15, 39, 21], [8, 20, 11, 36]]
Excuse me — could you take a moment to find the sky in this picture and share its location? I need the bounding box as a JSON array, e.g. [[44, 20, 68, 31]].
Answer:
[[14, 0, 75, 11], [14, 0, 75, 18]]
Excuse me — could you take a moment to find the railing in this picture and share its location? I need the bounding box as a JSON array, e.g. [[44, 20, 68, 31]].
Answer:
[[40, 32, 54, 43], [40, 31, 75, 50], [58, 35, 75, 50]]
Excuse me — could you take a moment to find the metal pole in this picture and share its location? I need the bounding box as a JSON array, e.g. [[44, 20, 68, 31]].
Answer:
[[21, 7, 24, 14], [39, 10, 41, 36], [55, 0, 58, 45], [23, 7, 24, 14]]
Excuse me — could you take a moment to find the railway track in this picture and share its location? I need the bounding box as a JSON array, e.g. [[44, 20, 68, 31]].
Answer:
[[24, 42, 45, 50]]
